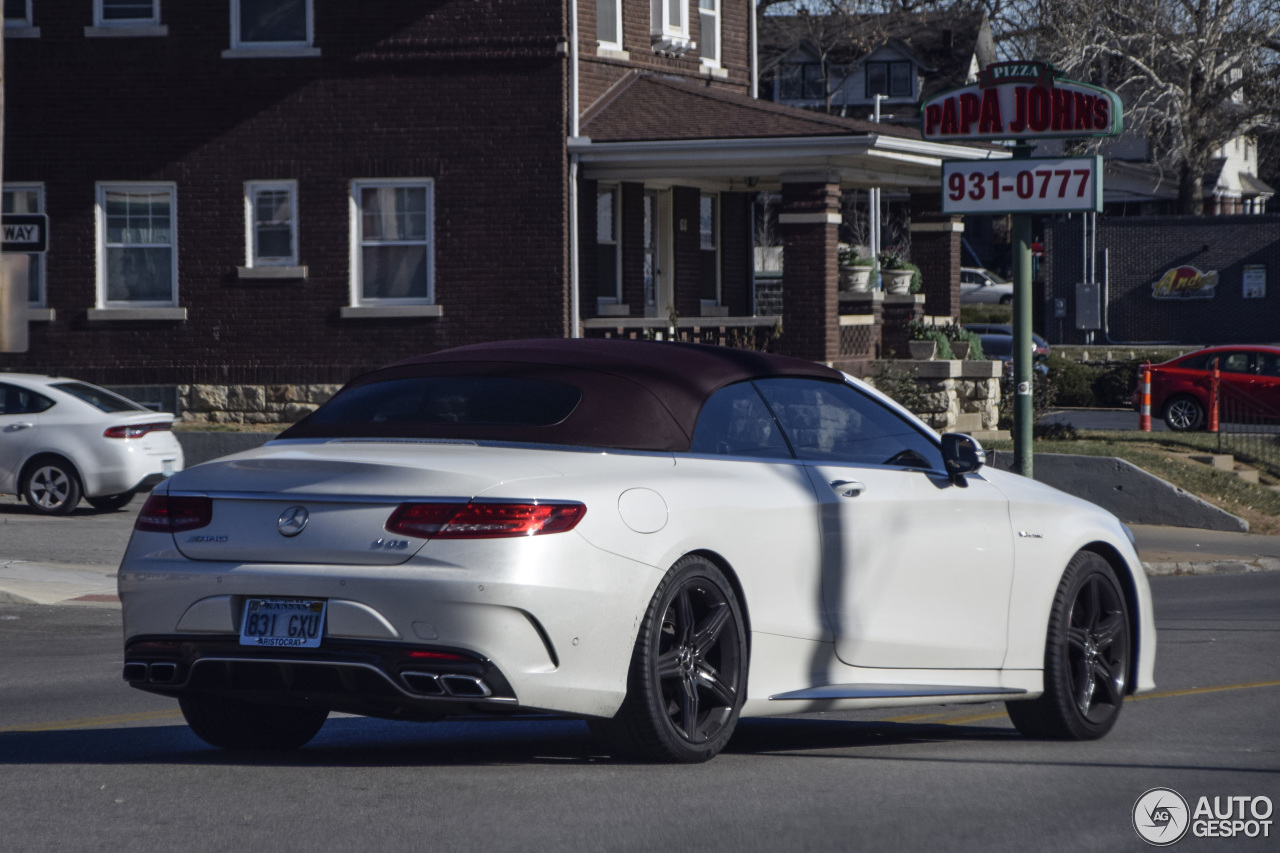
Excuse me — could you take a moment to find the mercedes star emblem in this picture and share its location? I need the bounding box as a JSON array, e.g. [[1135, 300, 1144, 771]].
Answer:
[[277, 506, 310, 537]]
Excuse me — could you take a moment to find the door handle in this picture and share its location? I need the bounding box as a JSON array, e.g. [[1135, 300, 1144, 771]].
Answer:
[[829, 479, 866, 498], [4, 423, 34, 432]]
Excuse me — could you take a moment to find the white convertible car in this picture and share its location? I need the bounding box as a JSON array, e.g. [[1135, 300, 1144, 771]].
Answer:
[[118, 339, 1155, 762]]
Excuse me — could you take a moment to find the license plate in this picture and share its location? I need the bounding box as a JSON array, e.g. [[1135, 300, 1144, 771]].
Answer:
[[162, 459, 175, 477], [239, 598, 326, 648]]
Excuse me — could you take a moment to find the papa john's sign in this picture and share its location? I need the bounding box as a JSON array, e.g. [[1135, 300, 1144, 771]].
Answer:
[[922, 61, 1123, 142]]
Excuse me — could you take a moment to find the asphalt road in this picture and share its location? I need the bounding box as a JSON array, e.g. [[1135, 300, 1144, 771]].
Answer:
[[1040, 407, 1168, 432], [1, 572, 1278, 852]]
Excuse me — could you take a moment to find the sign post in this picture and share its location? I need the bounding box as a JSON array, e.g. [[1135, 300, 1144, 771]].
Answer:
[[922, 61, 1122, 478], [1, 213, 48, 353]]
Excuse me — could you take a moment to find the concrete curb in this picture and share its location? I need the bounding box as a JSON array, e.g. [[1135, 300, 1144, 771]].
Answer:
[[1142, 557, 1280, 576]]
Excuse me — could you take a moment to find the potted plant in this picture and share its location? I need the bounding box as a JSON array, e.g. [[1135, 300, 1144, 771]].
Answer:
[[838, 245, 875, 293], [940, 322, 968, 359], [907, 320, 954, 361], [879, 248, 920, 295]]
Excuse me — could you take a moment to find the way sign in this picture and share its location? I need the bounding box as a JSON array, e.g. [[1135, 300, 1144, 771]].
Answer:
[[2, 214, 48, 253]]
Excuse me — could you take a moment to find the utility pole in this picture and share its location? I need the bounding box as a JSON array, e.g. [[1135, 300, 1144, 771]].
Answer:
[[869, 94, 885, 287]]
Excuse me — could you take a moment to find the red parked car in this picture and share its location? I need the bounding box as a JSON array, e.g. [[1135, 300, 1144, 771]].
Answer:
[[1140, 345, 1280, 431]]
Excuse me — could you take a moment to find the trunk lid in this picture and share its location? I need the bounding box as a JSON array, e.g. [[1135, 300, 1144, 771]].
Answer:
[[166, 439, 564, 565]]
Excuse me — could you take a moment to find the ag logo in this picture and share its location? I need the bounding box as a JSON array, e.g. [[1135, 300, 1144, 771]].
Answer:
[[1134, 787, 1190, 846]]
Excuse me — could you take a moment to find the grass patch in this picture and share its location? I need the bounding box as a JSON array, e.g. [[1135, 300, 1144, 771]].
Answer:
[[986, 430, 1280, 533], [960, 303, 1012, 325]]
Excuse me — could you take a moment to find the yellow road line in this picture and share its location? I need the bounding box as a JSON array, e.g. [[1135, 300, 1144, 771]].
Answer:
[[0, 709, 183, 733], [913, 678, 1280, 727], [881, 712, 949, 723], [6, 679, 1280, 735], [1130, 678, 1280, 702]]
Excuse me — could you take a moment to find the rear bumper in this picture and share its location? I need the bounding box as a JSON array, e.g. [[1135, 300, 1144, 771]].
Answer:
[[123, 635, 519, 721], [117, 530, 665, 718]]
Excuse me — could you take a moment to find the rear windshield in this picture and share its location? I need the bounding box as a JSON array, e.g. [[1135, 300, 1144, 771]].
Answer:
[[52, 382, 149, 413], [304, 376, 582, 429]]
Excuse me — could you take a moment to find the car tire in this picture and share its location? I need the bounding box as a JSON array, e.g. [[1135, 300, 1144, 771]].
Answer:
[[1006, 551, 1131, 741], [999, 294, 1013, 305], [593, 555, 747, 763], [22, 458, 82, 516], [86, 491, 137, 512], [1163, 395, 1205, 431], [179, 692, 329, 751]]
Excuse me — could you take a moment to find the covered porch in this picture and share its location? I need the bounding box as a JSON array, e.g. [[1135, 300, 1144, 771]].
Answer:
[[569, 73, 1007, 369]]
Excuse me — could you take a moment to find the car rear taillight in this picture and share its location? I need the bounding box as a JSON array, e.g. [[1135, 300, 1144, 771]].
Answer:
[[104, 422, 172, 439], [385, 501, 586, 540], [135, 494, 213, 533]]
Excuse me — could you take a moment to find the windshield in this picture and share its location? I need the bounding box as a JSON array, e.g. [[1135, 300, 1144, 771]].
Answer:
[[51, 382, 150, 413]]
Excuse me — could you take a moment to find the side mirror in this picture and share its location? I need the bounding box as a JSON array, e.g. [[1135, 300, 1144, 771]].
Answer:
[[941, 433, 986, 487]]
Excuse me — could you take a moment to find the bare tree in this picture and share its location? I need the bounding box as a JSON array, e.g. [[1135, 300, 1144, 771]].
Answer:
[[1030, 0, 1280, 214]]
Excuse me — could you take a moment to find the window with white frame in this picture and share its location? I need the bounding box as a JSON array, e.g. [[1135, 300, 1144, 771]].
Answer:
[[698, 0, 718, 66], [231, 0, 312, 50], [2, 184, 45, 307], [95, 0, 159, 25], [245, 181, 298, 267], [96, 184, 177, 307], [699, 193, 719, 304], [596, 185, 621, 303], [651, 0, 689, 47], [350, 180, 433, 304], [596, 0, 621, 48], [4, 0, 32, 27]]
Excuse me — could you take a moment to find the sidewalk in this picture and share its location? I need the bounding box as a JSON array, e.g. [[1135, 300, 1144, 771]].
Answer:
[[2, 517, 1279, 608]]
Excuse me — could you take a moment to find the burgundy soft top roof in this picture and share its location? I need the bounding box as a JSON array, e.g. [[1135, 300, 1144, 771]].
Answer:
[[281, 339, 843, 452]]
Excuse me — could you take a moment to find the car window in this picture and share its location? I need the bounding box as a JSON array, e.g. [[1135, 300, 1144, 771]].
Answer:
[[1174, 353, 1211, 371], [51, 382, 149, 413], [754, 378, 944, 470], [690, 381, 792, 459], [1217, 353, 1252, 374], [0, 383, 55, 415], [1257, 353, 1280, 378]]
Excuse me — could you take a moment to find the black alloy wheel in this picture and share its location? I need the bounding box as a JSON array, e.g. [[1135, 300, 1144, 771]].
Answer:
[[594, 555, 747, 763], [1163, 395, 1205, 431], [179, 692, 329, 751], [1007, 551, 1131, 740], [22, 458, 82, 516]]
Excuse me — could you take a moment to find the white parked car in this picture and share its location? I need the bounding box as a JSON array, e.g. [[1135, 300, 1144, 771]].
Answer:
[[118, 340, 1155, 762], [960, 267, 1014, 304], [0, 374, 184, 515]]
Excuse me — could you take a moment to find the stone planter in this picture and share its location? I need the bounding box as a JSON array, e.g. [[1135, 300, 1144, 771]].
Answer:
[[839, 265, 874, 293], [908, 340, 937, 360], [883, 269, 913, 294], [950, 340, 970, 360]]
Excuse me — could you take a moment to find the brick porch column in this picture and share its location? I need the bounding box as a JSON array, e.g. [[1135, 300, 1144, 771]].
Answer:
[[909, 192, 964, 320], [779, 172, 841, 364]]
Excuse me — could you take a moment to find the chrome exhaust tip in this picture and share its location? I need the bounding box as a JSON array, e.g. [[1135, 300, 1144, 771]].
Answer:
[[439, 674, 492, 698], [122, 662, 148, 682], [148, 662, 178, 683], [401, 671, 446, 696]]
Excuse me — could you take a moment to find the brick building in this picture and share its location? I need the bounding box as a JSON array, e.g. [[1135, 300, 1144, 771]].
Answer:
[[1044, 214, 1280, 346], [3, 0, 994, 401]]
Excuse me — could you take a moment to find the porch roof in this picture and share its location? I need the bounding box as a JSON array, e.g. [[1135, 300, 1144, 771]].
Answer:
[[573, 73, 1005, 190]]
